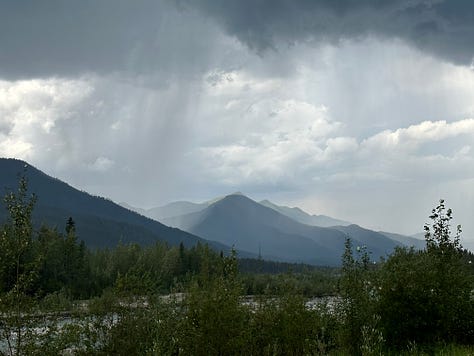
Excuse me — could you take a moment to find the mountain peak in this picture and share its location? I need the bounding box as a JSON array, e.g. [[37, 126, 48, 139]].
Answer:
[[221, 192, 254, 202]]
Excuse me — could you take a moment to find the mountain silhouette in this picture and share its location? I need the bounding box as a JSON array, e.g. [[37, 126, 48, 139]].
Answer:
[[162, 194, 415, 265], [0, 158, 232, 252]]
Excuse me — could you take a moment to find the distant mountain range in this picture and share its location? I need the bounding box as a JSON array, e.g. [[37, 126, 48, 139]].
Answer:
[[0, 158, 425, 265], [0, 158, 231, 252], [133, 194, 425, 265], [258, 199, 351, 227], [122, 193, 351, 228], [121, 194, 229, 221]]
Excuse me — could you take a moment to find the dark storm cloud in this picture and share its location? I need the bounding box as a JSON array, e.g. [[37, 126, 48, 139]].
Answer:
[[0, 0, 217, 80], [183, 0, 474, 64], [3, 0, 472, 80]]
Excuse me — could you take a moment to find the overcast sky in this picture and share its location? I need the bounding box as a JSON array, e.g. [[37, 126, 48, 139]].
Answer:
[[1, 0, 473, 248]]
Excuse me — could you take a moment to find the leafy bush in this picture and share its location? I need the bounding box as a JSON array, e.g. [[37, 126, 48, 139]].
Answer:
[[338, 238, 381, 355], [378, 200, 474, 348]]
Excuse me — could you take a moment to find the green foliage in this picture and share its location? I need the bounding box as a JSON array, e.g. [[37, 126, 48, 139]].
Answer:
[[378, 248, 437, 346], [378, 200, 474, 348], [0, 175, 39, 355], [336, 200, 474, 353], [0, 175, 97, 355], [338, 238, 382, 356], [178, 250, 251, 355], [242, 268, 338, 297], [36, 224, 90, 299], [0, 175, 39, 295], [424, 199, 462, 253], [150, 250, 340, 356], [98, 304, 158, 355], [248, 292, 338, 355]]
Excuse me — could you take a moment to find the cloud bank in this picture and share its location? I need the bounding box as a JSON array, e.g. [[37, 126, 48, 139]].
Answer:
[[186, 0, 474, 64]]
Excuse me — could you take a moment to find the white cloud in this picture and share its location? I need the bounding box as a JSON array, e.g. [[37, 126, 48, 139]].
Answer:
[[88, 156, 115, 172], [361, 119, 474, 153], [0, 78, 93, 160], [0, 135, 32, 157], [191, 111, 474, 243], [324, 137, 358, 156], [194, 98, 341, 185]]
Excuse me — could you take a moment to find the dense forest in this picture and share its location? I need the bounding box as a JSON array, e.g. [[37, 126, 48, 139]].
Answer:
[[1, 177, 473, 355]]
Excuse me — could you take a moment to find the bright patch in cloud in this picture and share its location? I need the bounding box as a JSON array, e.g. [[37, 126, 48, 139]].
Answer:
[[196, 98, 342, 184], [196, 115, 474, 189], [362, 119, 474, 152], [88, 156, 115, 172], [0, 78, 93, 160]]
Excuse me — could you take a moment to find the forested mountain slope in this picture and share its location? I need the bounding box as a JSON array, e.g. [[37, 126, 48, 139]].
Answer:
[[0, 158, 232, 251]]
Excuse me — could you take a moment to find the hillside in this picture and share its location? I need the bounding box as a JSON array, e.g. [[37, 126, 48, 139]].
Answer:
[[0, 158, 232, 251]]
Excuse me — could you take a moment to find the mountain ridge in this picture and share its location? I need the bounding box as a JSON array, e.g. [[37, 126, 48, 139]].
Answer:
[[162, 193, 421, 265], [0, 158, 234, 253], [130, 194, 353, 229], [258, 199, 352, 227]]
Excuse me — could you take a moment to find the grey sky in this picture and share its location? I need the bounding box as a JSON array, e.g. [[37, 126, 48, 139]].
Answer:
[[0, 0, 473, 248]]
